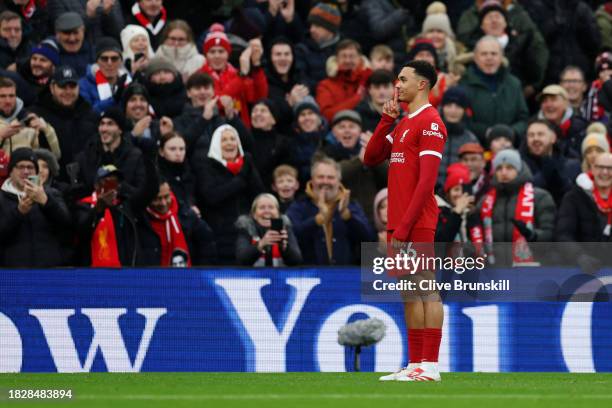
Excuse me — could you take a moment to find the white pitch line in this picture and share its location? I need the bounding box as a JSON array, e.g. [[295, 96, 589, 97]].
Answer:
[[74, 394, 612, 401]]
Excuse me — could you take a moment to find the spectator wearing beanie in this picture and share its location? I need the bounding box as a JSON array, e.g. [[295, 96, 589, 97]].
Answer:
[[48, 0, 125, 46], [421, 2, 463, 74], [122, 81, 175, 146], [120, 24, 155, 77], [316, 39, 372, 122], [295, 2, 341, 89], [30, 65, 99, 184], [460, 36, 528, 142], [74, 107, 147, 198], [477, 0, 548, 95], [155, 19, 205, 83], [355, 69, 395, 132], [407, 37, 449, 108], [586, 51, 612, 123], [581, 132, 610, 174], [0, 147, 71, 267], [438, 86, 478, 188], [143, 56, 187, 118], [126, 0, 167, 49], [359, 0, 412, 67], [486, 123, 515, 155], [476, 148, 555, 266], [435, 163, 480, 253], [199, 23, 268, 128], [16, 39, 60, 96], [289, 96, 327, 187], [535, 84, 587, 158], [79, 37, 131, 114]]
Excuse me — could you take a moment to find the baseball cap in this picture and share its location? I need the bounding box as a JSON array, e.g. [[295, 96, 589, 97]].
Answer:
[[458, 142, 484, 156], [52, 65, 79, 86], [537, 84, 568, 102], [95, 164, 122, 182]]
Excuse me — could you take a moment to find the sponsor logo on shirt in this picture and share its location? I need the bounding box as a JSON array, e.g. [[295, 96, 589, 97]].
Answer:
[[390, 152, 405, 163], [422, 123, 443, 139], [431, 122, 439, 131]]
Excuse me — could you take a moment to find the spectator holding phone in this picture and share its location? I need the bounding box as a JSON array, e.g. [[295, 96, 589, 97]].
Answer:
[[0, 77, 60, 158], [0, 147, 71, 267], [120, 24, 154, 77], [235, 193, 302, 267]]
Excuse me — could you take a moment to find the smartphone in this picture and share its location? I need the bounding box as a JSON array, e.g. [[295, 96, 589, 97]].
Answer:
[[27, 175, 39, 186], [19, 116, 32, 127], [100, 178, 118, 193], [134, 52, 145, 62], [270, 218, 283, 232]]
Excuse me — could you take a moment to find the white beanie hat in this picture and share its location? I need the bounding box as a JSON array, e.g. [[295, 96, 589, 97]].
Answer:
[[120, 24, 155, 62], [422, 2, 455, 39]]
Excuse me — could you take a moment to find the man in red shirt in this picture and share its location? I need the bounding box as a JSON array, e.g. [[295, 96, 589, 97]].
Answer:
[[364, 60, 446, 382]]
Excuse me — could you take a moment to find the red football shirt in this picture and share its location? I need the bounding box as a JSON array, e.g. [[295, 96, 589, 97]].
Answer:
[[376, 104, 447, 233]]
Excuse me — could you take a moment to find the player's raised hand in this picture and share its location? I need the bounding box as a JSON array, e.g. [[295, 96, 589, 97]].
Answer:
[[383, 88, 400, 119]]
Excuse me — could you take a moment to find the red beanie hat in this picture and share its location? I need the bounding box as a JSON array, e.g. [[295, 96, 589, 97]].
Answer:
[[444, 163, 471, 193], [204, 23, 231, 54]]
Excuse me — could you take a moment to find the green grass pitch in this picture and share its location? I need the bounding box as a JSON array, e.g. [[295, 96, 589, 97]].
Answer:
[[1, 373, 612, 408]]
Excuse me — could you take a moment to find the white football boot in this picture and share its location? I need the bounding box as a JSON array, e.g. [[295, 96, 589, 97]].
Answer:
[[397, 362, 441, 382], [378, 363, 420, 381]]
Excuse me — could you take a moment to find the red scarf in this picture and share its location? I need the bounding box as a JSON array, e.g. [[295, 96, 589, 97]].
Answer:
[[132, 2, 167, 35], [226, 156, 244, 175], [474, 182, 536, 265], [593, 186, 612, 236], [95, 69, 131, 102], [21, 0, 36, 19], [146, 192, 191, 267], [590, 80, 606, 121], [251, 238, 282, 267], [80, 193, 121, 268]]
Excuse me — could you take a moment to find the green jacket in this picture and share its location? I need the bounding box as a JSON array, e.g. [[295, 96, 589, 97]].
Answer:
[[456, 2, 548, 88], [460, 64, 529, 142], [596, 5, 612, 52]]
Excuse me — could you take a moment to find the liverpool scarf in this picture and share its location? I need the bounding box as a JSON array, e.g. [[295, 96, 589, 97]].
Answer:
[[475, 182, 535, 265], [146, 192, 191, 267], [81, 193, 121, 268], [226, 155, 244, 175], [21, 0, 36, 19], [251, 237, 283, 267], [592, 186, 612, 237], [132, 2, 167, 36], [95, 69, 131, 102]]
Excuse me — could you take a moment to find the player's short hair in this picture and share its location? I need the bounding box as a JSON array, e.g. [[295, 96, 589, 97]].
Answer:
[[367, 69, 394, 87], [273, 164, 298, 182], [403, 60, 438, 89]]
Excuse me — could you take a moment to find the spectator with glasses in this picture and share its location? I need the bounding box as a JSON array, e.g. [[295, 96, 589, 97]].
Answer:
[[154, 20, 205, 83]]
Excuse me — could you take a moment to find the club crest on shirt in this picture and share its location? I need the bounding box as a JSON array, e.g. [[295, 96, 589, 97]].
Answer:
[[400, 129, 409, 143]]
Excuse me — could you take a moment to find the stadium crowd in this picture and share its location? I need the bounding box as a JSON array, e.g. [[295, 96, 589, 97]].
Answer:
[[0, 0, 611, 268]]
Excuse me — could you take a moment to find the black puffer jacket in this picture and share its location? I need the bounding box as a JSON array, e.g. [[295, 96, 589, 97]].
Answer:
[[556, 184, 611, 242], [145, 76, 187, 119], [157, 156, 196, 212], [0, 184, 71, 267], [194, 153, 265, 264], [31, 89, 99, 182], [250, 128, 291, 190]]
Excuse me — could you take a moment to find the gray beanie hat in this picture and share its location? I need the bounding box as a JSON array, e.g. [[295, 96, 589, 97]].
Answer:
[[33, 149, 60, 178], [492, 149, 522, 172]]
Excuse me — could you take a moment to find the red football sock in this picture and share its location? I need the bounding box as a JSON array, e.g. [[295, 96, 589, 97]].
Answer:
[[422, 328, 442, 363], [407, 328, 424, 364]]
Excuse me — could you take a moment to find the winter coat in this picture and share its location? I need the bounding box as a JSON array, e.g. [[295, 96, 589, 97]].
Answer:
[[200, 62, 268, 127], [476, 164, 556, 244], [437, 121, 478, 188], [0, 37, 31, 70], [144, 74, 187, 119], [435, 194, 481, 244], [359, 0, 412, 66], [288, 128, 325, 187], [315, 57, 372, 122], [78, 65, 128, 114], [155, 44, 205, 82], [17, 59, 51, 98], [250, 128, 291, 190], [265, 63, 308, 134], [0, 1, 49, 44], [596, 4, 612, 51], [0, 98, 61, 159], [57, 40, 96, 78], [74, 156, 159, 267], [48, 0, 125, 42], [0, 182, 72, 267], [557, 183, 612, 242], [74, 135, 146, 197], [294, 35, 340, 91], [460, 64, 529, 143], [355, 98, 384, 133], [286, 182, 375, 265], [30, 89, 98, 182], [234, 214, 302, 267], [521, 0, 601, 83], [157, 156, 196, 212], [194, 153, 264, 264], [520, 145, 581, 206], [138, 206, 218, 267]]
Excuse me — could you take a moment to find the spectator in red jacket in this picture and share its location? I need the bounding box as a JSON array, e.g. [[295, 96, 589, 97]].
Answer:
[[199, 23, 268, 128], [315, 38, 371, 122]]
